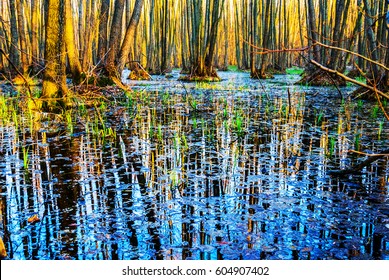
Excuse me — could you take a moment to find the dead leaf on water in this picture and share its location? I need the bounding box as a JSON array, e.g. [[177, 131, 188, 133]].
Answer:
[[301, 246, 313, 252], [0, 236, 7, 259], [27, 214, 40, 224]]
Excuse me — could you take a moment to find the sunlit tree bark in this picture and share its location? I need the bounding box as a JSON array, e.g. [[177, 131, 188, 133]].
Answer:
[[30, 0, 40, 74], [64, 0, 82, 84], [328, 0, 351, 72]]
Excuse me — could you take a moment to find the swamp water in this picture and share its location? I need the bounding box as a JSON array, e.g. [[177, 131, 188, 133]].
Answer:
[[1, 71, 388, 260]]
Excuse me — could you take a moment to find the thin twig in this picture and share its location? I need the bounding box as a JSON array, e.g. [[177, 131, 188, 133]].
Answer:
[[312, 41, 389, 72]]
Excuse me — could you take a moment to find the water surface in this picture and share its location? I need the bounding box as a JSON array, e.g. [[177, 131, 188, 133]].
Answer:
[[1, 71, 388, 260]]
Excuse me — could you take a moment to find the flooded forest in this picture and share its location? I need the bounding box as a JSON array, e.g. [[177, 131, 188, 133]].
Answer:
[[0, 0, 389, 260]]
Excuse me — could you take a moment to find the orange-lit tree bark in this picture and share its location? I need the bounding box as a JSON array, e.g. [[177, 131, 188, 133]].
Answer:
[[306, 0, 320, 62], [30, 0, 40, 74], [249, 0, 258, 78], [64, 0, 83, 84], [146, 0, 157, 73]]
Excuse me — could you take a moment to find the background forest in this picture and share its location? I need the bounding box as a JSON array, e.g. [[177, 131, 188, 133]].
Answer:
[[0, 0, 388, 98]]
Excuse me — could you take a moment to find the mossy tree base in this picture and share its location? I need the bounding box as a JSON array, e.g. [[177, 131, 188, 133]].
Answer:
[[347, 69, 364, 79], [251, 72, 274, 79], [351, 74, 389, 100], [178, 75, 221, 82], [179, 64, 221, 82], [128, 68, 151, 80], [127, 62, 151, 80], [250, 69, 274, 79], [179, 68, 191, 75], [296, 69, 346, 86]]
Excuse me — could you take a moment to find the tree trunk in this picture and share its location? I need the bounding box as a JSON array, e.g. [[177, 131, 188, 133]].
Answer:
[[146, 0, 156, 72], [117, 0, 144, 75], [363, 0, 380, 79], [42, 0, 67, 109], [97, 0, 110, 64], [105, 0, 126, 78], [258, 0, 273, 79], [181, 0, 223, 81], [30, 0, 40, 74], [306, 0, 320, 62], [9, 0, 20, 76], [160, 0, 169, 73], [249, 0, 257, 77], [81, 0, 94, 71], [64, 0, 82, 84]]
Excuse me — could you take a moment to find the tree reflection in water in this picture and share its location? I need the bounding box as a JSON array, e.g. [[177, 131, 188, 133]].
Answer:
[[1, 85, 388, 260]]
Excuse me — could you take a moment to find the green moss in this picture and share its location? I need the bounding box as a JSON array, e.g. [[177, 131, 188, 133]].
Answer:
[[227, 65, 240, 72], [178, 75, 221, 82], [285, 67, 304, 75]]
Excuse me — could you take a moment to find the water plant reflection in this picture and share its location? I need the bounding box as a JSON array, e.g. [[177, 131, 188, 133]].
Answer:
[[0, 80, 388, 260]]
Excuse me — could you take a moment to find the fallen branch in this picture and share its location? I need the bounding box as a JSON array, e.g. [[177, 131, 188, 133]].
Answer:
[[328, 149, 389, 176], [310, 59, 389, 100], [348, 149, 389, 157]]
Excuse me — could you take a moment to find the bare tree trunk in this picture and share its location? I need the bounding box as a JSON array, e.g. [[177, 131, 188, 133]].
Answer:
[[97, 0, 110, 64], [328, 0, 350, 71], [16, 0, 29, 75], [117, 0, 144, 75], [30, 0, 40, 74], [42, 0, 67, 110], [182, 0, 224, 80], [9, 0, 20, 75], [249, 0, 257, 77], [105, 0, 126, 77], [180, 0, 189, 73], [146, 0, 156, 72], [81, 0, 94, 71], [258, 0, 273, 79], [64, 0, 82, 84], [363, 0, 380, 79], [306, 0, 320, 62]]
